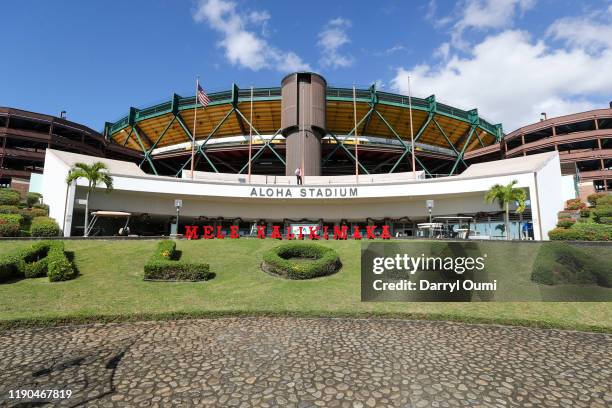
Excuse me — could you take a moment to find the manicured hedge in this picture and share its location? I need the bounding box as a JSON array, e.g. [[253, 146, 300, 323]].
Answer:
[[549, 223, 612, 241], [556, 218, 575, 228], [557, 210, 579, 220], [593, 205, 612, 224], [587, 193, 606, 206], [564, 198, 586, 210], [30, 216, 61, 237], [26, 192, 42, 207], [0, 205, 20, 214], [262, 243, 342, 280], [0, 241, 76, 283], [531, 242, 611, 287], [143, 240, 212, 281], [0, 189, 20, 206], [0, 214, 23, 237], [596, 195, 612, 206]]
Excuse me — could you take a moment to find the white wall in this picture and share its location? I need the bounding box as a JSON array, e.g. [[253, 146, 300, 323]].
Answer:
[[43, 149, 564, 239], [41, 152, 71, 235], [561, 175, 577, 201], [535, 154, 564, 240]]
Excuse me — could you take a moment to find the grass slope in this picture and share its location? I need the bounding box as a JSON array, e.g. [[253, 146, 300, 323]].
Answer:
[[0, 239, 610, 332]]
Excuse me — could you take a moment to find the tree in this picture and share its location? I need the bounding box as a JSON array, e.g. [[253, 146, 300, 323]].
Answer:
[[66, 162, 113, 237], [485, 180, 527, 240]]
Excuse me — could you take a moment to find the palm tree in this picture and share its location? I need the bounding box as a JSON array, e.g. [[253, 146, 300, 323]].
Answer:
[[66, 162, 113, 237], [485, 180, 527, 240]]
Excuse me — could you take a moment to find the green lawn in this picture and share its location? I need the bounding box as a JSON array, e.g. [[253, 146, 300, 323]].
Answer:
[[0, 239, 610, 332]]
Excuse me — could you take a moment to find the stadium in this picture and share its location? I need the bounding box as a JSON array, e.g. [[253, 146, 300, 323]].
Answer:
[[8, 71, 608, 239], [103, 72, 503, 178]]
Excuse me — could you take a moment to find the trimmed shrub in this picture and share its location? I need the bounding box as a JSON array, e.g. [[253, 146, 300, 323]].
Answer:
[[580, 208, 591, 218], [33, 203, 49, 211], [0, 213, 23, 224], [549, 223, 612, 241], [0, 254, 21, 282], [0, 189, 20, 206], [144, 240, 212, 281], [531, 242, 610, 287], [0, 221, 20, 237], [26, 192, 42, 207], [0, 241, 76, 283], [565, 198, 586, 210], [24, 207, 48, 219], [556, 218, 575, 228], [596, 195, 612, 207], [0, 214, 22, 237], [592, 205, 612, 224], [262, 243, 342, 280], [30, 216, 60, 237], [0, 205, 20, 214], [587, 193, 606, 206], [557, 210, 579, 220]]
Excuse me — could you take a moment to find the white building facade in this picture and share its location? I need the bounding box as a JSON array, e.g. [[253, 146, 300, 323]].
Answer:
[[42, 149, 564, 240]]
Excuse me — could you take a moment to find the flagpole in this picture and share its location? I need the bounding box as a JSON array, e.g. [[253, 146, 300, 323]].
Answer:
[[248, 85, 253, 183], [300, 77, 305, 184], [190, 76, 199, 180], [408, 76, 416, 179], [353, 84, 359, 184]]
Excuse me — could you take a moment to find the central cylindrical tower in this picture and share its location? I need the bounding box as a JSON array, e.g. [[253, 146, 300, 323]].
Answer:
[[281, 72, 327, 177]]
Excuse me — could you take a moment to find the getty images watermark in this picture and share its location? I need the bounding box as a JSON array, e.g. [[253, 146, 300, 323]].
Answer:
[[361, 242, 499, 302], [371, 253, 495, 293]]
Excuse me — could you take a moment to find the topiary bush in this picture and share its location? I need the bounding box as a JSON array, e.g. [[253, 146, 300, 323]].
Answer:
[[0, 205, 20, 214], [144, 240, 212, 281], [592, 205, 612, 224], [556, 218, 575, 228], [24, 207, 48, 218], [30, 216, 61, 237], [262, 243, 342, 280], [0, 214, 23, 237], [549, 223, 612, 241], [587, 193, 606, 206], [0, 189, 21, 206], [565, 198, 586, 210], [26, 192, 42, 207], [596, 195, 612, 207], [531, 242, 610, 287], [0, 241, 76, 283], [557, 210, 578, 220]]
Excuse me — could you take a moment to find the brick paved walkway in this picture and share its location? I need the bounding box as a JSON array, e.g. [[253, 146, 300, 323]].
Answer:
[[0, 318, 610, 407]]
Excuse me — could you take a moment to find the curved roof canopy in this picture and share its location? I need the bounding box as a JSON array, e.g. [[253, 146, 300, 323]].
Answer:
[[107, 86, 503, 154]]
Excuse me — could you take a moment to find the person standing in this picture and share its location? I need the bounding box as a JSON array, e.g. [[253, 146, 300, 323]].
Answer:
[[295, 167, 302, 185]]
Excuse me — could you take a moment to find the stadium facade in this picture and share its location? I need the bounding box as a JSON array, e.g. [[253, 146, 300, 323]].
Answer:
[[104, 72, 503, 178], [6, 72, 610, 239]]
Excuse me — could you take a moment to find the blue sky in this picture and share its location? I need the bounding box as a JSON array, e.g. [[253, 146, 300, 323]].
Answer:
[[1, 0, 611, 132]]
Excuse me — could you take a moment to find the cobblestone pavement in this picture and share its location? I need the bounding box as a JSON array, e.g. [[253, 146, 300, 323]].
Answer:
[[0, 318, 610, 407]]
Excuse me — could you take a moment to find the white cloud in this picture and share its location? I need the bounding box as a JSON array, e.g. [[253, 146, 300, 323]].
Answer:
[[390, 29, 612, 131], [447, 0, 536, 47], [374, 44, 406, 57], [548, 17, 612, 52], [318, 18, 354, 69], [455, 0, 535, 32], [193, 0, 310, 72]]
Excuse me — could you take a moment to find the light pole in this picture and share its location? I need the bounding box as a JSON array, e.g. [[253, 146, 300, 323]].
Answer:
[[174, 199, 182, 236], [426, 199, 434, 223]]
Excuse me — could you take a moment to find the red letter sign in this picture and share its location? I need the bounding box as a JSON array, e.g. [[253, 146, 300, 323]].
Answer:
[[184, 225, 199, 240]]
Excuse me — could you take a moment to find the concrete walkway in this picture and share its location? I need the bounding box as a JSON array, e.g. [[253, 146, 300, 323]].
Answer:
[[0, 318, 610, 407]]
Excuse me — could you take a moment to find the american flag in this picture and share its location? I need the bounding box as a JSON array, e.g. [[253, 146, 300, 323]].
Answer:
[[196, 83, 210, 107]]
